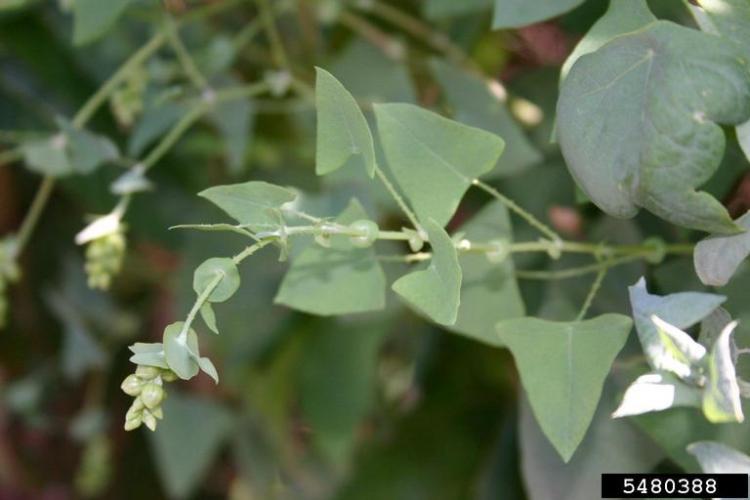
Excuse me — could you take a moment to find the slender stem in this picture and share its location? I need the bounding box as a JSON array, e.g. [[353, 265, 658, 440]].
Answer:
[[363, 1, 477, 71], [232, 239, 274, 265], [141, 105, 206, 171], [374, 165, 423, 233], [166, 19, 209, 90], [73, 31, 167, 127], [256, 0, 290, 69], [338, 10, 404, 59], [12, 177, 55, 258], [472, 179, 561, 243], [515, 255, 644, 280], [576, 266, 607, 321], [179, 272, 224, 340]]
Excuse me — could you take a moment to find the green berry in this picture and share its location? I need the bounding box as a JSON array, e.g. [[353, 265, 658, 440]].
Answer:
[[120, 374, 143, 396], [349, 220, 378, 248]]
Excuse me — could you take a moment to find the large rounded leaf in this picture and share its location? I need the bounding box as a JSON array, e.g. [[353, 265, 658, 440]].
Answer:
[[558, 21, 750, 234]]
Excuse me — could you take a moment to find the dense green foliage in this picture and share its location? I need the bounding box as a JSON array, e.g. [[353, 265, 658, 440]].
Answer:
[[3, 0, 750, 498]]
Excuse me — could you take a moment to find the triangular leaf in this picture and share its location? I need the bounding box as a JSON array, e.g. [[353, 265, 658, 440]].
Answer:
[[315, 67, 376, 177], [374, 103, 505, 227], [275, 200, 386, 315], [558, 21, 750, 233], [695, 211, 750, 286], [612, 372, 702, 418], [199, 302, 219, 334], [149, 393, 233, 499], [628, 278, 725, 375], [392, 219, 461, 326], [492, 0, 584, 29], [651, 315, 707, 380], [689, 441, 750, 478], [162, 322, 200, 380], [431, 59, 541, 178], [704, 321, 745, 423], [198, 181, 296, 229], [73, 0, 132, 45], [449, 201, 524, 345], [497, 314, 632, 462]]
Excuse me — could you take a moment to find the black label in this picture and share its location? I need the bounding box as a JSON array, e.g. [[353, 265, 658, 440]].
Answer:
[[601, 473, 748, 498]]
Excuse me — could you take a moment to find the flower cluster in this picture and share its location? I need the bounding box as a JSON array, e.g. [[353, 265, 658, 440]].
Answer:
[[120, 365, 176, 431]]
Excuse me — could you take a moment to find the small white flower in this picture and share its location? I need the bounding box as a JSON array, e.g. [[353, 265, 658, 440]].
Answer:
[[75, 212, 122, 245]]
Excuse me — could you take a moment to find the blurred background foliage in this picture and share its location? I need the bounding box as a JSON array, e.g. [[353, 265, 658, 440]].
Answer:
[[1, 0, 749, 498]]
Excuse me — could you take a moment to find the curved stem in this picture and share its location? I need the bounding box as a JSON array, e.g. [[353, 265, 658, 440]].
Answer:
[[166, 19, 208, 90], [256, 0, 290, 69]]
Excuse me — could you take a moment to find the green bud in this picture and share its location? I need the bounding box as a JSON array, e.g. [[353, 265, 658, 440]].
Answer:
[[161, 369, 178, 382], [125, 403, 142, 423], [151, 407, 164, 420], [120, 374, 143, 396], [135, 365, 160, 380], [643, 236, 666, 265], [142, 410, 157, 431], [84, 231, 126, 291], [349, 220, 378, 248], [124, 416, 142, 431], [140, 383, 165, 410]]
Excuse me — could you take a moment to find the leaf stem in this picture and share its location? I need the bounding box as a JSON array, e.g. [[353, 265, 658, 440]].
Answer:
[[373, 164, 424, 234], [472, 178, 561, 243], [165, 18, 209, 90], [515, 255, 644, 280], [179, 272, 224, 341], [12, 176, 55, 259], [575, 266, 608, 321], [256, 0, 290, 70]]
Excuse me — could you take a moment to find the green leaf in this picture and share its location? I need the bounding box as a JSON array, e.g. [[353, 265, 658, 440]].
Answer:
[[651, 315, 708, 381], [561, 0, 656, 82], [558, 21, 750, 234], [211, 94, 253, 175], [22, 120, 118, 177], [22, 136, 69, 176], [492, 0, 584, 29], [519, 386, 663, 500], [392, 219, 462, 326], [128, 102, 185, 157], [72, 0, 132, 45], [197, 357, 219, 384], [424, 0, 492, 18], [199, 302, 219, 334], [128, 343, 169, 370], [431, 59, 541, 178], [199, 181, 296, 230], [193, 257, 241, 303], [300, 323, 384, 462], [629, 278, 725, 376], [703, 321, 744, 423], [689, 441, 750, 475], [162, 322, 200, 380], [274, 199, 386, 315], [497, 314, 632, 462], [699, 307, 733, 349], [315, 67, 376, 177], [448, 201, 524, 345], [694, 211, 750, 287], [612, 372, 702, 418], [374, 103, 505, 227], [149, 392, 233, 499], [58, 119, 119, 174]]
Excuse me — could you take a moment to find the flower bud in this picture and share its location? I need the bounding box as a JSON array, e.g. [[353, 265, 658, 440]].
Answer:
[[140, 383, 165, 410], [120, 374, 143, 396], [142, 410, 157, 431], [124, 416, 142, 431], [349, 220, 378, 248], [486, 238, 511, 264], [161, 369, 178, 382], [135, 365, 160, 380]]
